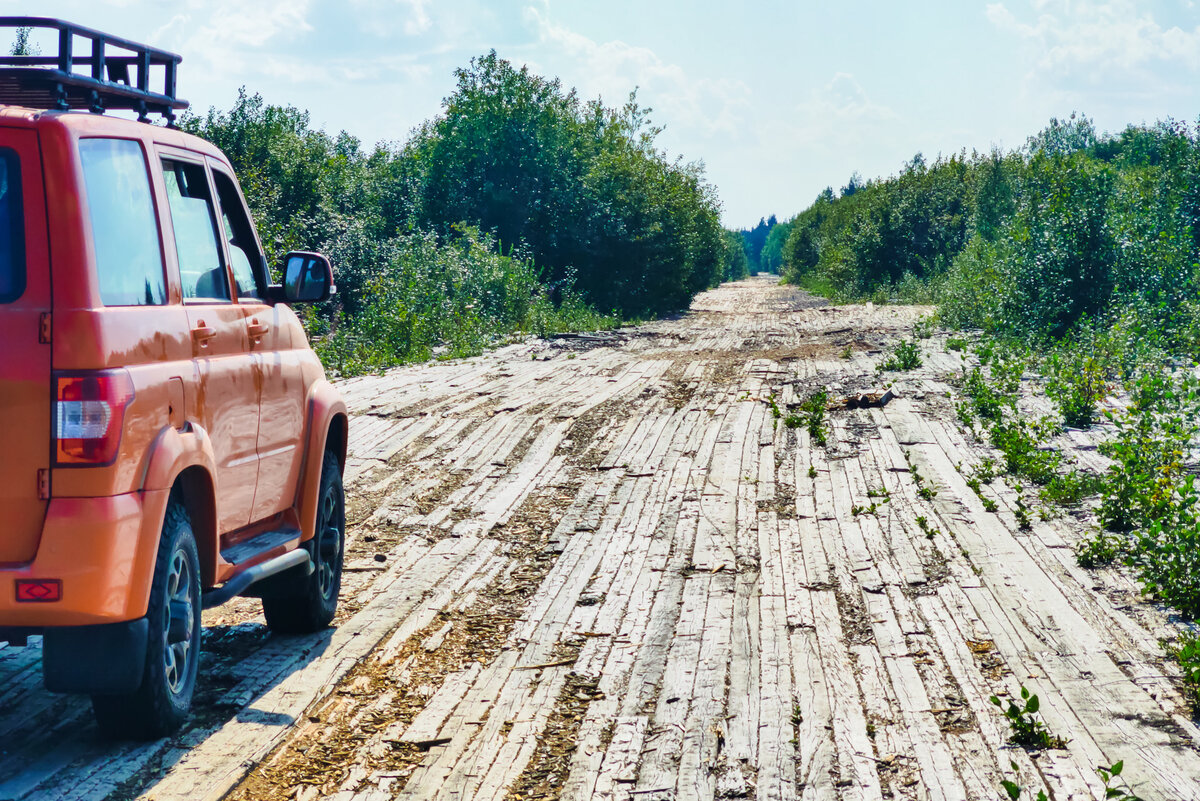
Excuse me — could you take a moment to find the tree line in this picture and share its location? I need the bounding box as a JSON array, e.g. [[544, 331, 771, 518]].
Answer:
[[776, 114, 1200, 359]]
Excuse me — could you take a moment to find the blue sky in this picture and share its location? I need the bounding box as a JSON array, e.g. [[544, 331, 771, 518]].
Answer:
[[12, 1, 1200, 227]]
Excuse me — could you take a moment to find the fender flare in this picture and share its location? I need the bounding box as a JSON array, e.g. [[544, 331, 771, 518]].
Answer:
[[295, 379, 348, 542], [138, 424, 221, 586]]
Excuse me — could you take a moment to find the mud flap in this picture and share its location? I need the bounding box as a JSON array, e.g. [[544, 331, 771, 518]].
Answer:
[[42, 618, 148, 694]]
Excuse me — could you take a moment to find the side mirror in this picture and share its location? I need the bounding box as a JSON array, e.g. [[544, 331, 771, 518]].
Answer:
[[272, 252, 334, 303]]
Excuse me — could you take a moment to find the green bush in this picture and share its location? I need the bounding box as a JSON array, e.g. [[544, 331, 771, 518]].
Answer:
[[310, 228, 618, 375], [1174, 631, 1200, 709], [1098, 369, 1200, 532], [878, 339, 922, 372], [989, 417, 1062, 485], [406, 52, 725, 317], [1044, 336, 1112, 428]]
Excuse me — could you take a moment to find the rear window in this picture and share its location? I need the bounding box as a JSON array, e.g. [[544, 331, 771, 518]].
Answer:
[[0, 148, 24, 304], [79, 139, 167, 306]]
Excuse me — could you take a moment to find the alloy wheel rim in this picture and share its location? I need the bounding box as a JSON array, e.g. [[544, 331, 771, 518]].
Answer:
[[316, 483, 343, 600], [164, 547, 195, 695]]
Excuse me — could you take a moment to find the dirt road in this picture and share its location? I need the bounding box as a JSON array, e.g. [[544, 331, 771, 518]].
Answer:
[[3, 275, 1199, 800]]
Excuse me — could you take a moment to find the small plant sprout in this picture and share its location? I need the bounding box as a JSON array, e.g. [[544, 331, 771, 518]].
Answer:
[[1095, 760, 1144, 801], [1000, 760, 1047, 801], [990, 686, 1067, 750], [878, 339, 922, 373], [913, 317, 935, 340], [905, 450, 940, 500], [915, 515, 940, 540], [763, 391, 829, 446], [1014, 497, 1032, 530]]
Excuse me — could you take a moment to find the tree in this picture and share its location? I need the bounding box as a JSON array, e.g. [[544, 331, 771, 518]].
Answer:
[[406, 51, 725, 316], [760, 220, 791, 274], [840, 172, 864, 197], [9, 26, 38, 56], [1025, 112, 1098, 157]]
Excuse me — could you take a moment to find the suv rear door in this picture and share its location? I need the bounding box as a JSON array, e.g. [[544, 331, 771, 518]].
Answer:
[[0, 127, 50, 564]]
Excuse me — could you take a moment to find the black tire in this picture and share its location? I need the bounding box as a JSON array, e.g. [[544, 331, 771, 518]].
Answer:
[[92, 501, 201, 739], [262, 450, 345, 633]]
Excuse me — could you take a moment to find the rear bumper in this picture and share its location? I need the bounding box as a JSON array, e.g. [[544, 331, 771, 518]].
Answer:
[[0, 489, 168, 626]]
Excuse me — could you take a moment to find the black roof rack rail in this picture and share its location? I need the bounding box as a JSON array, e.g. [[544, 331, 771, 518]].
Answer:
[[0, 17, 188, 124]]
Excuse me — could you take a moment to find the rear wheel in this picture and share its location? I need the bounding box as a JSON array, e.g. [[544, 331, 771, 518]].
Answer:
[[263, 450, 344, 633], [92, 501, 201, 739]]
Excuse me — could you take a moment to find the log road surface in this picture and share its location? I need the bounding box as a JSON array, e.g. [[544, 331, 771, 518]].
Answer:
[[2, 276, 1200, 800]]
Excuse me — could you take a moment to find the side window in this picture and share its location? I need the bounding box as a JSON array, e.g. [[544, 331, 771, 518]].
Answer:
[[212, 171, 264, 300], [0, 148, 24, 304], [78, 139, 166, 306], [161, 159, 229, 302]]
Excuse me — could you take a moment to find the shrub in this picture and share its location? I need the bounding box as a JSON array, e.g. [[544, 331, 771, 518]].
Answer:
[[1174, 631, 1200, 710], [878, 339, 922, 372], [1044, 337, 1112, 428], [1098, 369, 1200, 532], [310, 228, 618, 375]]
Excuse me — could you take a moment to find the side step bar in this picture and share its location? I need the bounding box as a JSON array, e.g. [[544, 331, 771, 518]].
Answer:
[[201, 549, 312, 610]]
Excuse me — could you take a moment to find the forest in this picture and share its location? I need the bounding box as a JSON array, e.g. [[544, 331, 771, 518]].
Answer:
[[181, 51, 748, 375]]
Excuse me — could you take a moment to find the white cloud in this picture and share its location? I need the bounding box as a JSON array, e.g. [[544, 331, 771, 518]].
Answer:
[[791, 72, 896, 147], [154, 0, 314, 78], [520, 5, 751, 141], [987, 1, 1200, 73], [346, 0, 433, 37], [402, 0, 432, 35]]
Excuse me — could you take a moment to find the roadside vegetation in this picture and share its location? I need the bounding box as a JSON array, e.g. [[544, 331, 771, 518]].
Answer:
[[775, 114, 1200, 775], [183, 52, 744, 375]]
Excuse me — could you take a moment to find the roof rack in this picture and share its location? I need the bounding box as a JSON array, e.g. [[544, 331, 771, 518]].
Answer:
[[0, 17, 188, 124]]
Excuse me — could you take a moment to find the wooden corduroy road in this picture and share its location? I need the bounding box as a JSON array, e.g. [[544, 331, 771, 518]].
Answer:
[[2, 275, 1199, 800]]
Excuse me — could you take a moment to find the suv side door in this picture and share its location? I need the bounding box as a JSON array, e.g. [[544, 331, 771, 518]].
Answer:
[[208, 164, 306, 521], [156, 150, 260, 533]]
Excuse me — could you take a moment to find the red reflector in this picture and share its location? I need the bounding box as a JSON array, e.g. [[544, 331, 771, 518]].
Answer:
[[16, 579, 62, 602]]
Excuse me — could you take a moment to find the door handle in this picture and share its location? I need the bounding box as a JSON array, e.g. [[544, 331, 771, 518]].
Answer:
[[191, 324, 216, 345], [247, 320, 270, 338]]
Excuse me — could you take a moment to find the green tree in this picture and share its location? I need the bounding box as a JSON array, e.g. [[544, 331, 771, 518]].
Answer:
[[9, 26, 38, 57]]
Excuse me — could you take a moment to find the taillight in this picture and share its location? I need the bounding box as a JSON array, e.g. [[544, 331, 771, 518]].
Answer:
[[54, 370, 135, 466]]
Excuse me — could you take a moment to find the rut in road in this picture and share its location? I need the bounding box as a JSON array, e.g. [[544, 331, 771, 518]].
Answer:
[[3, 276, 1199, 801]]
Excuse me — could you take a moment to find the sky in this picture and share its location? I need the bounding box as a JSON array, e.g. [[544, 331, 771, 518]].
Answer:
[[12, 0, 1200, 228]]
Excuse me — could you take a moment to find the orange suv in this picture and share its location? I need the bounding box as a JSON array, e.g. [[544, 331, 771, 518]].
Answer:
[[0, 18, 348, 737]]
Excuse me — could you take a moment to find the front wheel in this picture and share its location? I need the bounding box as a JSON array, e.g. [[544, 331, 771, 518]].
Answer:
[[263, 450, 345, 633], [92, 501, 201, 739]]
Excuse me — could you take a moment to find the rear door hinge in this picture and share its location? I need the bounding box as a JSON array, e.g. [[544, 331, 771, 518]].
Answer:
[[37, 469, 50, 500], [39, 312, 51, 344]]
